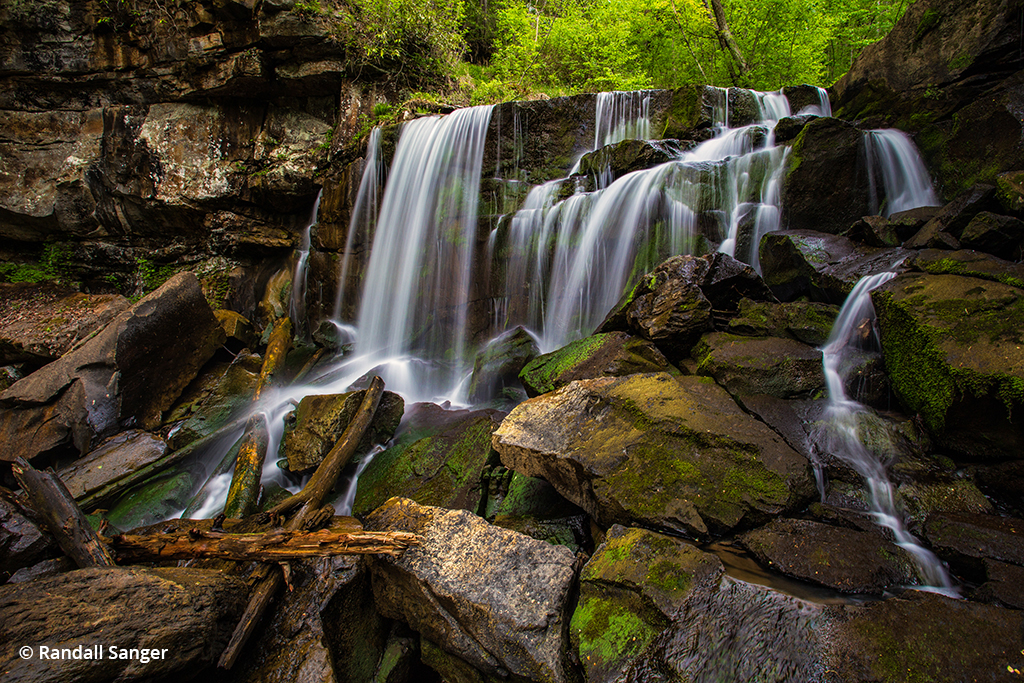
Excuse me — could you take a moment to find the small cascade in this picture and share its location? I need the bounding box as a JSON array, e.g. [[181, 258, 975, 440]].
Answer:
[[817, 273, 957, 595], [289, 189, 323, 339], [865, 129, 940, 216], [334, 127, 383, 320], [594, 90, 652, 148]]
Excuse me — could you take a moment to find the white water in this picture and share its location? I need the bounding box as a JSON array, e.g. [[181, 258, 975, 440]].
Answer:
[[865, 129, 940, 217], [333, 127, 383, 320], [818, 273, 957, 595], [595, 90, 652, 148], [289, 189, 323, 339]]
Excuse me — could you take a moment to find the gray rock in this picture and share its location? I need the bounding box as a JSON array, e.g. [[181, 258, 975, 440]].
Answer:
[[0, 487, 59, 582], [493, 373, 815, 538], [0, 272, 225, 462], [0, 566, 247, 683], [364, 498, 577, 683], [56, 430, 168, 502]]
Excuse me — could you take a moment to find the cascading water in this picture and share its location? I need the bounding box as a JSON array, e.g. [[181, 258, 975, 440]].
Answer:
[[817, 273, 957, 595], [288, 189, 323, 339], [333, 126, 383, 326], [865, 129, 940, 216], [594, 90, 653, 148]]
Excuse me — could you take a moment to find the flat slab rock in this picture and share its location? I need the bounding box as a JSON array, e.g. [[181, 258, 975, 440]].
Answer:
[[0, 566, 247, 683], [492, 372, 815, 538], [363, 497, 577, 683], [739, 518, 919, 593]]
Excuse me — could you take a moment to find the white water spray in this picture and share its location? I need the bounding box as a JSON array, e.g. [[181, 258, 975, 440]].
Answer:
[[865, 129, 940, 217]]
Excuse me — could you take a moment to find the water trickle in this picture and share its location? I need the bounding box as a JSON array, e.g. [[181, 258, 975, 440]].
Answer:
[[865, 129, 940, 217], [817, 273, 957, 596], [334, 127, 383, 320], [289, 189, 323, 339], [594, 90, 653, 148]]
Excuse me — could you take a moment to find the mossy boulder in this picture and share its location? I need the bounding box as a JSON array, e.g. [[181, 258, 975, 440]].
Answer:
[[739, 518, 919, 593], [492, 372, 815, 539], [958, 211, 1024, 260], [826, 591, 1024, 682], [658, 84, 722, 139], [105, 470, 194, 531], [466, 326, 539, 403], [995, 170, 1024, 215], [519, 332, 671, 398], [781, 117, 873, 235], [904, 183, 999, 249], [281, 389, 404, 473], [727, 297, 839, 346], [691, 332, 825, 400], [922, 512, 1024, 581], [760, 229, 911, 303], [726, 87, 760, 127], [872, 272, 1024, 458], [351, 403, 503, 516], [576, 139, 688, 187], [910, 248, 1024, 289], [571, 526, 723, 683]]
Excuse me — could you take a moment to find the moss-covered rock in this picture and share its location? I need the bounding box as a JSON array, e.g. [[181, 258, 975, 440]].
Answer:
[[910, 248, 1024, 289], [352, 403, 503, 516], [493, 372, 815, 539], [167, 350, 262, 450], [571, 526, 723, 683], [490, 472, 589, 552], [106, 470, 194, 531], [727, 297, 839, 346], [872, 272, 1024, 458], [519, 331, 671, 398], [922, 511, 1024, 581], [958, 211, 1024, 260], [692, 332, 825, 399], [995, 170, 1024, 216], [904, 183, 998, 249], [575, 139, 688, 188], [740, 518, 919, 593], [281, 389, 404, 473]]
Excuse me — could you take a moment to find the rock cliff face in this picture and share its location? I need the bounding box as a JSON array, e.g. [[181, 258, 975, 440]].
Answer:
[[0, 0, 395, 301]]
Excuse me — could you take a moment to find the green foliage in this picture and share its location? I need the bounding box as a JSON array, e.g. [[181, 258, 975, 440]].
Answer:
[[135, 257, 177, 294], [0, 244, 74, 285]]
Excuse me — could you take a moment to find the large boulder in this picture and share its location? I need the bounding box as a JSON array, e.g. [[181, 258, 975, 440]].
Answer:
[[363, 498, 578, 683], [0, 566, 247, 683], [0, 272, 225, 462], [492, 372, 815, 539], [572, 525, 724, 683], [0, 487, 59, 583], [781, 117, 872, 235], [466, 326, 539, 403], [56, 430, 168, 503], [281, 389, 404, 473], [725, 298, 838, 346], [872, 271, 1024, 458], [691, 332, 825, 400], [739, 518, 919, 593], [518, 331, 671, 398]]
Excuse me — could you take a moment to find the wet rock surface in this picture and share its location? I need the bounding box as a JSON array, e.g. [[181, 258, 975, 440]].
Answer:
[[364, 498, 578, 683], [739, 518, 919, 593], [56, 430, 169, 502], [493, 372, 815, 538], [0, 487, 59, 582], [692, 332, 825, 399], [0, 566, 247, 683], [466, 326, 539, 403]]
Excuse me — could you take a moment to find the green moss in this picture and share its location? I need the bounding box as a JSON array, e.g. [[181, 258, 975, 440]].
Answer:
[[915, 9, 941, 44], [519, 333, 610, 395], [915, 256, 1024, 290], [571, 596, 658, 674], [948, 52, 972, 71]]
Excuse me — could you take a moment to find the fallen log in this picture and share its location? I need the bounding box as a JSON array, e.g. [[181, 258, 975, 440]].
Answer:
[[11, 457, 116, 568], [218, 375, 386, 669], [109, 527, 418, 563], [222, 316, 293, 518]]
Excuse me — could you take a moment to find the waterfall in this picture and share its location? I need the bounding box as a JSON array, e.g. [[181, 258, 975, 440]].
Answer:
[[865, 129, 940, 216], [817, 273, 957, 595], [288, 189, 323, 339], [333, 126, 383, 321], [594, 90, 653, 148], [349, 105, 494, 399]]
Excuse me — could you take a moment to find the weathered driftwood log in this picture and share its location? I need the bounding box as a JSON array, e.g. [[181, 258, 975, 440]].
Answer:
[[218, 375, 386, 669], [109, 527, 418, 562], [222, 316, 293, 518], [11, 457, 116, 568]]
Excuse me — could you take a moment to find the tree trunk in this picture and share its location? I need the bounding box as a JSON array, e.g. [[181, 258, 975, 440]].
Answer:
[[704, 0, 749, 84]]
